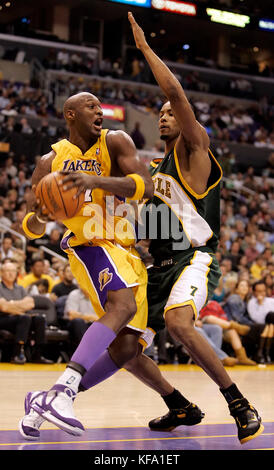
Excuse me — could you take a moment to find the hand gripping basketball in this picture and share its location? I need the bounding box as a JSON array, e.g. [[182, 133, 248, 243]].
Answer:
[[35, 172, 85, 221]]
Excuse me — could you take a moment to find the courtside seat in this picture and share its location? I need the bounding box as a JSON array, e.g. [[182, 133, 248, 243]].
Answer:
[[0, 297, 71, 363]]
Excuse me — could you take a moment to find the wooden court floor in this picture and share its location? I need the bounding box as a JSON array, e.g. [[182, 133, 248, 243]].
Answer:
[[0, 363, 273, 451]]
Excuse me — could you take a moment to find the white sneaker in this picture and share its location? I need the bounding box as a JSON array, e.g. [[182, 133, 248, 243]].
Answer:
[[31, 385, 85, 436], [19, 391, 45, 440]]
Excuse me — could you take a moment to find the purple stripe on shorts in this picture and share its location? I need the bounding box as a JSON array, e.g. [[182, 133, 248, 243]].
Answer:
[[73, 245, 128, 308], [60, 232, 74, 251]]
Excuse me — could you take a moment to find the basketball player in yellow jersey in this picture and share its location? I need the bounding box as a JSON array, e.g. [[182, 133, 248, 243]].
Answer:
[[20, 92, 202, 439]]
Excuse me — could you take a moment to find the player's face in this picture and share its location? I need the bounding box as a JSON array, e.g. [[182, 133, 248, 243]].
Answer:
[[158, 102, 180, 142], [75, 95, 103, 138]]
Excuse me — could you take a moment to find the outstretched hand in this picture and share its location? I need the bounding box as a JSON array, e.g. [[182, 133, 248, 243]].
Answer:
[[128, 12, 148, 51]]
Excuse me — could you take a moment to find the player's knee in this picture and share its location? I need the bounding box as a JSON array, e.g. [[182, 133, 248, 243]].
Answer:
[[109, 336, 139, 367], [166, 308, 194, 339], [105, 288, 137, 327], [110, 300, 137, 324]]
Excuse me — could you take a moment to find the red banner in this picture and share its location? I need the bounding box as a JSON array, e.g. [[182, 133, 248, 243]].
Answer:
[[102, 104, 125, 122], [152, 0, 197, 16]]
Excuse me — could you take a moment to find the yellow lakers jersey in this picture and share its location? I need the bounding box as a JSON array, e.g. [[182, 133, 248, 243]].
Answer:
[[51, 130, 136, 248]]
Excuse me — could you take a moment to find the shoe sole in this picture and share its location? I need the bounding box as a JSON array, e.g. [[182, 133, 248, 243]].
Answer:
[[18, 419, 40, 441], [33, 406, 84, 436], [240, 423, 264, 444], [149, 425, 176, 432], [149, 414, 205, 432], [41, 410, 84, 436]]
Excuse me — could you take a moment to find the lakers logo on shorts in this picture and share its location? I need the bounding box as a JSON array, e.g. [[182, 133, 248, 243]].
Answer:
[[99, 268, 113, 291]]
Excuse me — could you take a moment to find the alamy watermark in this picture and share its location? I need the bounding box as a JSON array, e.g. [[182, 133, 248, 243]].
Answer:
[[81, 195, 192, 250]]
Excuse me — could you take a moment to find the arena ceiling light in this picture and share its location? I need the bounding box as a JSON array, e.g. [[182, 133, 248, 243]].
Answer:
[[108, 0, 151, 7], [259, 19, 274, 31], [151, 0, 197, 17], [206, 8, 250, 28]]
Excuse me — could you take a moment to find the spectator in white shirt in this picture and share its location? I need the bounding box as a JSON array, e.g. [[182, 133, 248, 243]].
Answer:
[[0, 205, 12, 228], [0, 233, 16, 259], [247, 281, 274, 363], [63, 287, 98, 352]]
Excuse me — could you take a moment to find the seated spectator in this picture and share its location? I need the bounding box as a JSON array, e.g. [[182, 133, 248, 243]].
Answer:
[[226, 240, 243, 271], [250, 256, 266, 280], [28, 278, 49, 296], [43, 228, 64, 259], [1, 233, 18, 259], [0, 204, 12, 228], [52, 263, 77, 298], [195, 320, 238, 367], [247, 281, 274, 363], [264, 274, 273, 298], [0, 296, 32, 364], [224, 279, 265, 360], [153, 322, 237, 366], [130, 122, 146, 150], [245, 235, 260, 264], [211, 276, 226, 304], [28, 279, 57, 304], [200, 300, 256, 365], [4, 156, 17, 178], [0, 261, 53, 363], [18, 258, 55, 292], [53, 264, 65, 284], [63, 287, 98, 352]]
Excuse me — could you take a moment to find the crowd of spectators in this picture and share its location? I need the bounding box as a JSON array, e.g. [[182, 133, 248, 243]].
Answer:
[[0, 75, 274, 153], [35, 41, 274, 83]]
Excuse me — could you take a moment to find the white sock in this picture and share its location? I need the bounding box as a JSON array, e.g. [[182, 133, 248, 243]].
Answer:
[[55, 367, 82, 394]]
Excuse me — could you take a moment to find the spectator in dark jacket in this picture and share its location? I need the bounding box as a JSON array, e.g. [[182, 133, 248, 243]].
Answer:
[[224, 279, 265, 360], [0, 261, 53, 363]]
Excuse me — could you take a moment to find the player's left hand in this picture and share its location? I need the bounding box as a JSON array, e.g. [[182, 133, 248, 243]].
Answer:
[[60, 171, 99, 198], [128, 12, 148, 50]]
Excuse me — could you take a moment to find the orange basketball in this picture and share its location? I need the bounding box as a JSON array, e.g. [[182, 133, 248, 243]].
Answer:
[[36, 171, 85, 220]]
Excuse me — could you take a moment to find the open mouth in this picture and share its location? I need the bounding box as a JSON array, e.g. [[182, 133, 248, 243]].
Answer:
[[93, 118, 103, 130]]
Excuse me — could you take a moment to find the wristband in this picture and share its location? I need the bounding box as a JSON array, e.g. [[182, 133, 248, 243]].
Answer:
[[126, 173, 145, 200], [22, 212, 46, 239]]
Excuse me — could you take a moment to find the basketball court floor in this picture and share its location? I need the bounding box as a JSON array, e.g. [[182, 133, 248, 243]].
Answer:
[[0, 363, 273, 451]]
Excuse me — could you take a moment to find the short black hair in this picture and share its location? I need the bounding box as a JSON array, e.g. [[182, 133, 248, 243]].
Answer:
[[36, 278, 49, 289], [31, 258, 44, 266], [3, 232, 13, 240], [253, 280, 266, 291]]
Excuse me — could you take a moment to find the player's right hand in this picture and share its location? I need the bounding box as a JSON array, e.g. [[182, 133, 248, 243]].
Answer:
[[31, 184, 54, 223], [128, 12, 148, 50]]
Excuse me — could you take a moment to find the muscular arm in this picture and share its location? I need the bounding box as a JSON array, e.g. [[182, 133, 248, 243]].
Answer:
[[24, 150, 55, 238], [128, 12, 211, 194], [105, 130, 153, 198], [62, 131, 154, 200]]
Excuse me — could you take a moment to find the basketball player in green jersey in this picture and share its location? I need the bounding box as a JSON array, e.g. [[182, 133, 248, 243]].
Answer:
[[125, 12, 263, 444]]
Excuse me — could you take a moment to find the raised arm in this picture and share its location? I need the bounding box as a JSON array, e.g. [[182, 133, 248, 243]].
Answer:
[[128, 12, 208, 149]]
